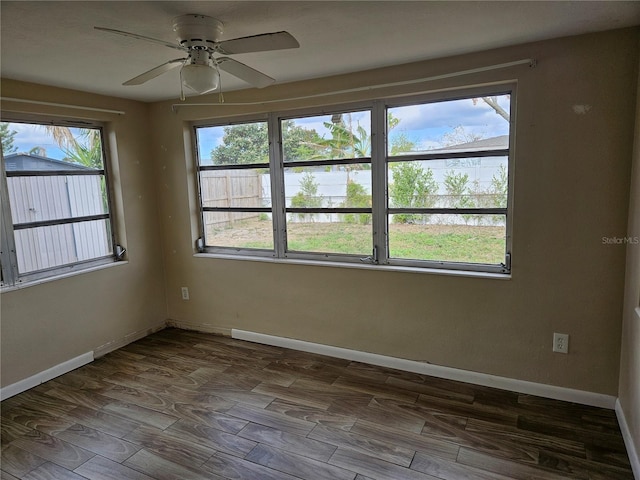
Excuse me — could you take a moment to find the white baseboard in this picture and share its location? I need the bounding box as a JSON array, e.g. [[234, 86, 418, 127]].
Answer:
[[616, 399, 640, 480], [232, 329, 617, 410], [93, 322, 167, 358], [167, 319, 231, 337], [0, 351, 94, 401], [1, 322, 167, 401]]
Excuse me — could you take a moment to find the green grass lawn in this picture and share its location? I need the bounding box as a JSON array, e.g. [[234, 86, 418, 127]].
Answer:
[[388, 226, 505, 264], [210, 219, 506, 264]]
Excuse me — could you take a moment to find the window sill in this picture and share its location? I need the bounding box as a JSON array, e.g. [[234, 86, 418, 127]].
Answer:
[[193, 253, 510, 280], [1, 260, 129, 293]]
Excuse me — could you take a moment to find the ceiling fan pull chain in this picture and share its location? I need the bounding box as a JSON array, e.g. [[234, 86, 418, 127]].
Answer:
[[181, 58, 188, 101], [216, 63, 224, 103], [179, 68, 186, 101]]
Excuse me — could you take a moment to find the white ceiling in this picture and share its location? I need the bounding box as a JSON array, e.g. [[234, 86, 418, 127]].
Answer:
[[2, 1, 639, 102]]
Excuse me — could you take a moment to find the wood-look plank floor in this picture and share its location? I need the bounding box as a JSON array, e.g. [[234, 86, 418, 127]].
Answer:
[[1, 328, 633, 480]]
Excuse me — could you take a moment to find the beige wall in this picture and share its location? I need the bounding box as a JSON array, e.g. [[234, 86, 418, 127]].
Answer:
[[0, 81, 167, 387], [618, 46, 640, 466], [152, 27, 638, 396]]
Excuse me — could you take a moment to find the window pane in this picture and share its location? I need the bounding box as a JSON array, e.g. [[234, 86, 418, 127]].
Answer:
[[203, 212, 273, 250], [282, 111, 371, 162], [388, 162, 439, 209], [3, 123, 104, 168], [287, 217, 372, 255], [15, 220, 113, 273], [388, 214, 506, 264], [284, 166, 371, 209], [7, 175, 108, 223], [197, 122, 269, 166], [2, 121, 114, 278], [388, 157, 508, 209], [388, 95, 510, 156], [200, 169, 271, 208]]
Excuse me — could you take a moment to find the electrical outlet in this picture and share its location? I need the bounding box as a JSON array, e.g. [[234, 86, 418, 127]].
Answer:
[[553, 333, 569, 354], [181, 287, 189, 300]]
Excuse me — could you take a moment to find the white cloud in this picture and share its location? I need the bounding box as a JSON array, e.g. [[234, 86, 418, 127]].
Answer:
[[389, 95, 510, 145], [5, 122, 66, 157]]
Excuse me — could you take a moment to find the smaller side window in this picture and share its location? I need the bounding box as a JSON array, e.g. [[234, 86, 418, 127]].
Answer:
[[0, 120, 118, 286]]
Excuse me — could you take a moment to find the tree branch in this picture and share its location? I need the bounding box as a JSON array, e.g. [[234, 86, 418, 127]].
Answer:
[[482, 97, 510, 122]]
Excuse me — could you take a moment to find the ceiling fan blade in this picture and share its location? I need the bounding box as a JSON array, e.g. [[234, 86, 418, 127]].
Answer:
[[216, 31, 299, 55], [94, 26, 187, 52], [123, 58, 185, 86], [216, 57, 275, 88]]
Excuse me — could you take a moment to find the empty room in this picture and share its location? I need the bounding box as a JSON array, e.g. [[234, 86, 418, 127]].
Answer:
[[1, 1, 639, 479]]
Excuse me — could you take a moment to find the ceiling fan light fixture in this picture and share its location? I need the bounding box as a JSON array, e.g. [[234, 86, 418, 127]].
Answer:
[[181, 63, 219, 95]]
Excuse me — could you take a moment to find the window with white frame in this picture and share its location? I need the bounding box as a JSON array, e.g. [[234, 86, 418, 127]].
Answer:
[[0, 119, 119, 286], [194, 85, 514, 274]]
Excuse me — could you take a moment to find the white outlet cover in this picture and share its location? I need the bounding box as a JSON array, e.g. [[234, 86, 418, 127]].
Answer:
[[553, 333, 569, 354]]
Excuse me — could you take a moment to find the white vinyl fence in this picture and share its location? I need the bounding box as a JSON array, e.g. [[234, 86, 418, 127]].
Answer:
[[202, 157, 508, 231]]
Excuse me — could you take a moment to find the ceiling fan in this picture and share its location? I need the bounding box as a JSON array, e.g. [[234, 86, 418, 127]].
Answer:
[[95, 14, 300, 97]]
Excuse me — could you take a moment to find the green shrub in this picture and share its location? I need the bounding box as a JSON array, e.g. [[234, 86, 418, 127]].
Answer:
[[389, 163, 438, 223], [290, 172, 323, 221], [342, 180, 371, 224]]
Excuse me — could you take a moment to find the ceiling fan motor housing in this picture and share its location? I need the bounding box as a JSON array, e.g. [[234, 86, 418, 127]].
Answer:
[[173, 14, 223, 49]]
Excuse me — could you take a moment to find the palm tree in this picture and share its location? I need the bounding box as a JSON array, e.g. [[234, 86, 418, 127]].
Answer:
[[310, 115, 370, 160], [43, 125, 108, 212], [43, 126, 103, 169], [309, 112, 407, 160]]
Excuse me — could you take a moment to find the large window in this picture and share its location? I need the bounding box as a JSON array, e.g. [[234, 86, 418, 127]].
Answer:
[[194, 86, 514, 273], [1, 119, 119, 286]]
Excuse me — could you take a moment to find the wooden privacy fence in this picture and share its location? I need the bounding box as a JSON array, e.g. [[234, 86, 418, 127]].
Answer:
[[200, 170, 264, 230]]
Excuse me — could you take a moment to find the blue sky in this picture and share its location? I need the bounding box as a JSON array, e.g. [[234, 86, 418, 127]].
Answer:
[[388, 95, 510, 150], [4, 122, 83, 159], [5, 95, 509, 161], [196, 95, 510, 161]]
